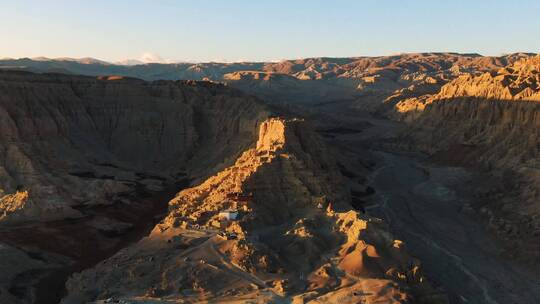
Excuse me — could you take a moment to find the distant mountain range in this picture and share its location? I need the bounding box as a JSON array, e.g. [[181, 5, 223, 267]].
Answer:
[[0, 52, 539, 303], [0, 52, 534, 79], [0, 53, 536, 106]]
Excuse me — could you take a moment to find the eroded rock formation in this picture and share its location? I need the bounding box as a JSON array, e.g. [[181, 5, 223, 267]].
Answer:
[[0, 70, 446, 303], [62, 118, 442, 303], [1, 53, 532, 109], [392, 56, 540, 263], [395, 55, 539, 171], [0, 71, 269, 224], [1, 52, 537, 303]]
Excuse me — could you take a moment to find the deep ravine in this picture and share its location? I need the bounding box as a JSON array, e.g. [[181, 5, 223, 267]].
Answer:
[[304, 102, 540, 304], [368, 151, 540, 304], [312, 106, 540, 303], [0, 182, 186, 304]]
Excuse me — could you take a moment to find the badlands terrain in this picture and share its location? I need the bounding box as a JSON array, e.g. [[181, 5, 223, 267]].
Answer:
[[0, 53, 538, 303]]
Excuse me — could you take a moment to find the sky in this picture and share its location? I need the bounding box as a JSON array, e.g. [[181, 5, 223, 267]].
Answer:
[[0, 0, 539, 63]]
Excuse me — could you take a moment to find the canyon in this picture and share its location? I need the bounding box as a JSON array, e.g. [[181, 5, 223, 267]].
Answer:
[[0, 53, 538, 303]]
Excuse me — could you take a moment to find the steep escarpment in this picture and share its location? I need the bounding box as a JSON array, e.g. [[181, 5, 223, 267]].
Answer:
[[0, 70, 275, 303], [0, 71, 270, 224], [63, 118, 444, 303], [401, 100, 538, 169], [394, 55, 540, 117], [393, 56, 540, 262], [396, 55, 539, 168]]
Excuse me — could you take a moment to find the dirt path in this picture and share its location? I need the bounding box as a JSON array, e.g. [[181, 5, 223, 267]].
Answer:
[[368, 151, 540, 304], [209, 243, 269, 289]]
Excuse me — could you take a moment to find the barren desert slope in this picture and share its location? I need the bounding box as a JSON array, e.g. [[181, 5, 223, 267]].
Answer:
[[0, 70, 443, 303], [0, 52, 538, 304]]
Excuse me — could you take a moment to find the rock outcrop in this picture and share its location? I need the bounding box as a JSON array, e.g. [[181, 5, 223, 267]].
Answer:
[[395, 55, 539, 168], [62, 118, 442, 303]]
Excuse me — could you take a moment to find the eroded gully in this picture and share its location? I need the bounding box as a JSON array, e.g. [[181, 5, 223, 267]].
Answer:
[[314, 108, 540, 304]]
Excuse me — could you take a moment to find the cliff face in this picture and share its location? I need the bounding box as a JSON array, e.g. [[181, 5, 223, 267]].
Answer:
[[0, 71, 270, 224], [396, 55, 540, 168], [395, 55, 540, 118], [392, 56, 540, 262], [437, 55, 540, 101], [63, 118, 440, 303], [403, 99, 538, 168]]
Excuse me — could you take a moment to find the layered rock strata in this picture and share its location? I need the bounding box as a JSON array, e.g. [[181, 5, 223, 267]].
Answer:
[[63, 118, 443, 303], [394, 56, 540, 262], [0, 71, 270, 224]]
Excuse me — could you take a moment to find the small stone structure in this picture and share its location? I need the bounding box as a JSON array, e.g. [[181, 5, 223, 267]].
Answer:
[[219, 209, 239, 221]]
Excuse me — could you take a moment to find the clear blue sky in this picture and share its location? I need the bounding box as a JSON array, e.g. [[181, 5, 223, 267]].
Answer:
[[1, 0, 539, 62]]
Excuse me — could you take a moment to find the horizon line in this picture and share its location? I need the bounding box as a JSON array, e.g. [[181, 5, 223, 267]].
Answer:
[[1, 51, 538, 66]]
